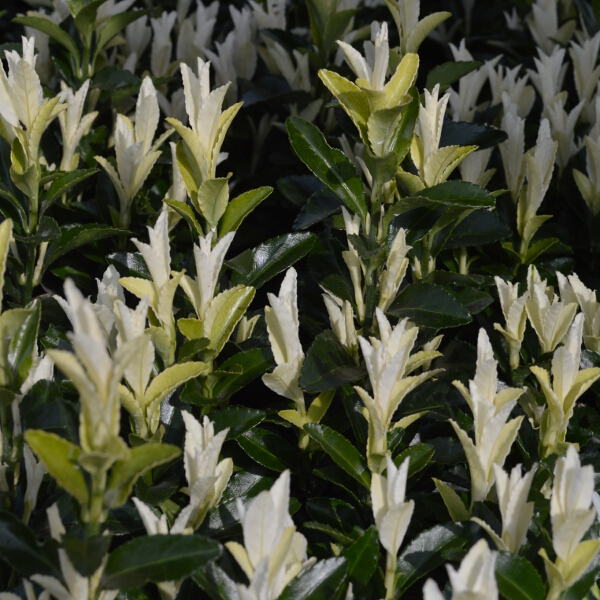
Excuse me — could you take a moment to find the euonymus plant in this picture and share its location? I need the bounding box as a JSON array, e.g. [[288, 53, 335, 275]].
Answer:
[[2, 0, 600, 599]]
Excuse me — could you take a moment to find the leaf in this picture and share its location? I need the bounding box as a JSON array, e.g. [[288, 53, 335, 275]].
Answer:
[[105, 444, 181, 508], [207, 348, 275, 403], [495, 553, 545, 600], [197, 177, 230, 230], [163, 198, 203, 236], [440, 121, 507, 150], [42, 168, 99, 215], [237, 428, 298, 472], [293, 189, 342, 231], [210, 406, 265, 440], [396, 523, 467, 593], [192, 562, 240, 600], [228, 232, 316, 288], [44, 224, 121, 273], [342, 526, 380, 585], [12, 16, 79, 69], [286, 116, 368, 219], [394, 443, 435, 476], [425, 61, 482, 90], [387, 283, 471, 329], [13, 216, 60, 244], [0, 511, 60, 579], [304, 424, 370, 489], [7, 299, 40, 391], [447, 287, 493, 315], [24, 430, 88, 505], [62, 535, 112, 577], [219, 186, 273, 236], [95, 9, 151, 56], [206, 286, 255, 353], [101, 535, 222, 590], [444, 209, 511, 249], [306, 498, 365, 534], [279, 557, 348, 600], [432, 479, 470, 522], [299, 331, 366, 393], [145, 362, 209, 406]]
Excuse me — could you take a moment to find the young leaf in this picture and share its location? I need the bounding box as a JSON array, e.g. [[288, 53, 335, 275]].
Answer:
[[287, 116, 368, 220], [7, 299, 41, 391], [101, 535, 222, 590], [24, 430, 89, 505], [219, 186, 273, 236], [304, 424, 371, 488]]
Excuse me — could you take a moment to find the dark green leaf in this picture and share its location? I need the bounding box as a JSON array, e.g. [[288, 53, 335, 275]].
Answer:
[[396, 523, 467, 593], [287, 116, 368, 219], [426, 61, 482, 90], [495, 553, 545, 600], [304, 424, 370, 488], [208, 348, 274, 403], [447, 287, 493, 315], [192, 562, 239, 600], [293, 189, 342, 230], [0, 510, 60, 579], [228, 232, 316, 288], [440, 121, 507, 150], [279, 557, 348, 600], [313, 466, 367, 503], [14, 216, 60, 244], [107, 252, 151, 279], [342, 526, 380, 585], [394, 443, 435, 476], [101, 535, 222, 590], [44, 224, 121, 272], [7, 300, 41, 391], [387, 283, 471, 329], [43, 168, 99, 215], [211, 406, 266, 440], [444, 209, 511, 248], [237, 428, 298, 472], [299, 331, 366, 393], [306, 498, 364, 534], [63, 535, 112, 577]]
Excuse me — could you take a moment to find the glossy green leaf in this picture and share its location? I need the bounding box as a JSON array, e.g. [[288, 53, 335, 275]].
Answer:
[[279, 557, 348, 600], [105, 444, 181, 508], [24, 430, 88, 505], [342, 526, 380, 585], [394, 443, 435, 476], [440, 121, 508, 150], [206, 348, 274, 403], [7, 299, 40, 391], [237, 427, 298, 472], [287, 116, 368, 219], [192, 562, 239, 600], [387, 283, 471, 329], [42, 168, 99, 215], [0, 510, 61, 579], [304, 424, 370, 488], [495, 553, 545, 600], [101, 535, 222, 589], [293, 189, 342, 230], [95, 9, 151, 56], [44, 224, 121, 273], [425, 61, 482, 90], [448, 287, 493, 315], [306, 498, 365, 534], [63, 535, 112, 577], [228, 232, 316, 288], [396, 523, 467, 593], [444, 209, 511, 248], [219, 186, 273, 236], [13, 216, 60, 244], [211, 406, 266, 440], [12, 16, 79, 68], [299, 330, 365, 393]]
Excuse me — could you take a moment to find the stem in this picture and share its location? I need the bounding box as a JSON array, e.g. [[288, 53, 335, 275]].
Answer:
[[22, 244, 36, 306], [362, 268, 378, 336], [0, 402, 13, 472], [384, 551, 396, 600], [86, 470, 107, 537]]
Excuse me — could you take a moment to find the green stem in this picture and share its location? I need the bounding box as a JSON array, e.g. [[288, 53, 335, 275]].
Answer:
[[362, 268, 378, 336], [384, 551, 396, 600], [86, 470, 107, 537]]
